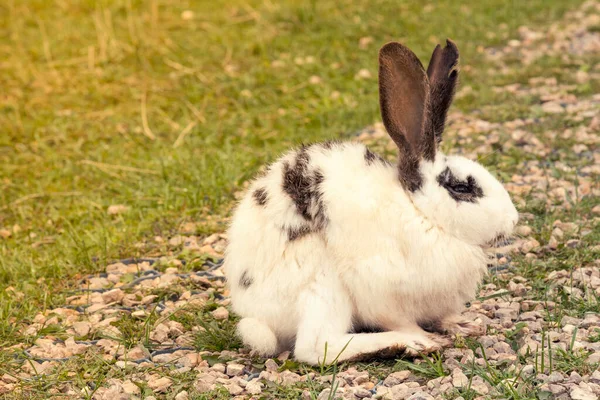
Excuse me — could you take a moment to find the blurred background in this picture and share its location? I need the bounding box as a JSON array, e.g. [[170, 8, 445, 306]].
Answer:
[[0, 0, 592, 307]]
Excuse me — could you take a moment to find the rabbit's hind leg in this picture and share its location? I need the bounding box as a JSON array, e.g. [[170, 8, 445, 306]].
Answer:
[[292, 279, 445, 365]]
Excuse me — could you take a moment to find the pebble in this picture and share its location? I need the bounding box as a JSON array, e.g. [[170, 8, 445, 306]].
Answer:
[[72, 321, 91, 336], [147, 377, 172, 393], [451, 368, 469, 388], [211, 306, 229, 320], [226, 363, 245, 377], [407, 391, 435, 400], [174, 391, 189, 400], [383, 370, 411, 386]]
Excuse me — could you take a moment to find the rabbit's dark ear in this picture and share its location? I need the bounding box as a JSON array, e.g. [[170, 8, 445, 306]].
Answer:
[[379, 42, 432, 191], [426, 39, 459, 146]]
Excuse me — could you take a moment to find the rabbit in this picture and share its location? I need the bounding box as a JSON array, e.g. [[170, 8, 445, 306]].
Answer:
[[224, 39, 519, 365]]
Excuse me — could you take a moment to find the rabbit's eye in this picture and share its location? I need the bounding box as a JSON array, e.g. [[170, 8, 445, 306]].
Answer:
[[436, 167, 484, 203], [451, 184, 471, 193]]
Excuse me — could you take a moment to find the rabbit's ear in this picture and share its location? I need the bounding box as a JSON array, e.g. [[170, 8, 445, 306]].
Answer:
[[379, 42, 433, 191], [426, 39, 459, 146]]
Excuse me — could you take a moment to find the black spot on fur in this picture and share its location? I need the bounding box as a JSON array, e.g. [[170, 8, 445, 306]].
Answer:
[[418, 319, 446, 334], [436, 167, 483, 202], [364, 148, 377, 165], [282, 146, 312, 220], [348, 345, 407, 362], [351, 323, 384, 334], [239, 270, 253, 288], [281, 147, 329, 237], [321, 140, 342, 150], [253, 187, 268, 206], [364, 148, 390, 166], [312, 169, 327, 230], [288, 225, 312, 241]]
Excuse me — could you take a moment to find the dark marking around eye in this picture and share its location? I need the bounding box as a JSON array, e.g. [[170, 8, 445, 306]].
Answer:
[[239, 270, 253, 288], [253, 187, 268, 206], [437, 167, 484, 203]]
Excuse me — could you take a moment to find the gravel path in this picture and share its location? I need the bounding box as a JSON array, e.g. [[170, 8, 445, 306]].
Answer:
[[2, 1, 600, 399]]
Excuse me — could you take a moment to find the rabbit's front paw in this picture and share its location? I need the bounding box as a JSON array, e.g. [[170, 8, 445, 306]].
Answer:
[[443, 317, 485, 337], [401, 332, 448, 357]]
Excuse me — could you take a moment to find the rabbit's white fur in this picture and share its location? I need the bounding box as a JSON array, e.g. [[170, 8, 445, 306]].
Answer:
[[225, 142, 518, 364]]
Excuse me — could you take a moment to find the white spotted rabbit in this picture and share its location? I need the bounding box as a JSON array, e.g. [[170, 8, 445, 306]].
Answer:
[[224, 39, 518, 364]]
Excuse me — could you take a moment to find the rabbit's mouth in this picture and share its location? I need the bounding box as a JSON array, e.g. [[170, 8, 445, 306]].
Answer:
[[483, 234, 514, 249]]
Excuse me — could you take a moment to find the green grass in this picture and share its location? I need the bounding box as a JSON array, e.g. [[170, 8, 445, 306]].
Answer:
[[0, 0, 586, 298]]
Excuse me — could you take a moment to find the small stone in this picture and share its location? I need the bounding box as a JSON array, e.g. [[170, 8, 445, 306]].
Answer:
[[561, 316, 581, 327], [181, 10, 194, 20], [106, 262, 128, 274], [148, 377, 172, 393], [383, 370, 411, 386], [352, 387, 371, 398], [470, 376, 489, 395], [571, 387, 596, 400], [587, 352, 600, 363], [452, 368, 469, 388], [547, 371, 564, 383], [508, 281, 527, 297], [355, 69, 372, 79], [87, 303, 107, 313], [550, 384, 566, 394], [107, 204, 129, 215], [226, 363, 244, 377], [102, 288, 124, 303], [575, 70, 590, 83], [88, 277, 110, 290], [73, 321, 91, 337], [590, 370, 600, 384], [211, 307, 229, 320], [515, 225, 532, 236], [125, 345, 150, 361], [520, 239, 540, 253], [407, 391, 434, 400], [174, 391, 189, 400], [226, 383, 243, 396], [495, 308, 518, 320], [569, 371, 583, 383], [122, 380, 140, 395], [194, 380, 215, 393], [264, 359, 278, 372], [541, 102, 565, 114], [522, 365, 535, 377], [246, 379, 263, 394]]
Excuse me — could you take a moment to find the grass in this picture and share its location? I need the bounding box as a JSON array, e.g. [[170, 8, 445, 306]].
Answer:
[[0, 0, 587, 302], [1, 0, 599, 398]]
